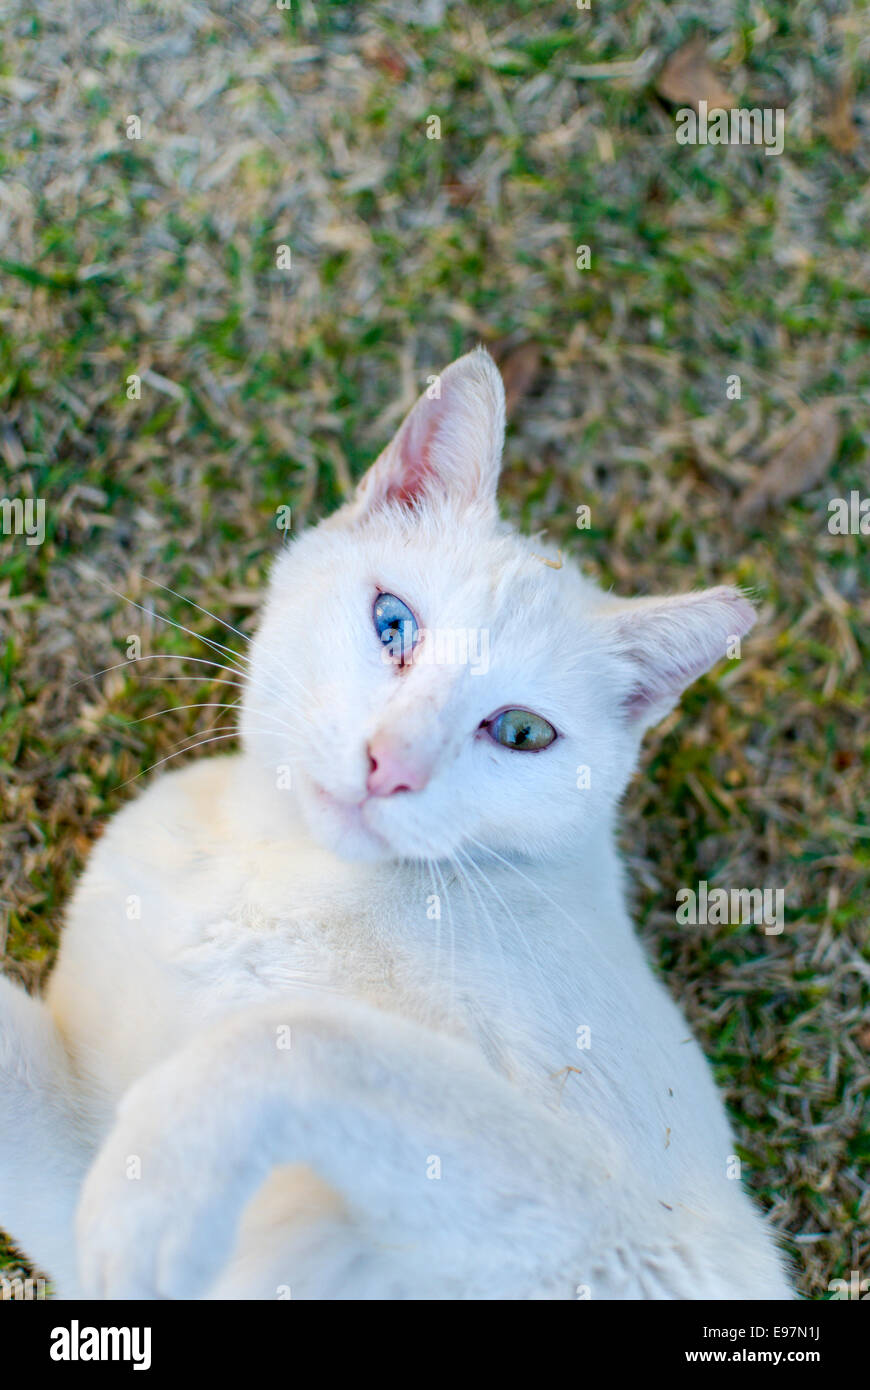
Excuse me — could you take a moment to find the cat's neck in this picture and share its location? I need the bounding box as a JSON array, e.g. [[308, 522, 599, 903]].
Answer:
[[228, 752, 627, 932]]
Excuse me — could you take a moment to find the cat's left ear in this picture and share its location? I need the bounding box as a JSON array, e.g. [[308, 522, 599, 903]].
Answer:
[[601, 586, 756, 732], [344, 347, 505, 521]]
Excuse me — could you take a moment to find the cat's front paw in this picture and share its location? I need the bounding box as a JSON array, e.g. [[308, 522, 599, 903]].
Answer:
[[76, 1080, 244, 1299]]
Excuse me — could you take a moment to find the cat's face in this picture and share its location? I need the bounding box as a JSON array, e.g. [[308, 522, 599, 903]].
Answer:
[[242, 349, 753, 864]]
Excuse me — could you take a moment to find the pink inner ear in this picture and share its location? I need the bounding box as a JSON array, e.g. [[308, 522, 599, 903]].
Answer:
[[622, 684, 658, 719], [384, 435, 436, 507], [621, 648, 711, 718], [614, 589, 756, 723], [383, 386, 449, 508]]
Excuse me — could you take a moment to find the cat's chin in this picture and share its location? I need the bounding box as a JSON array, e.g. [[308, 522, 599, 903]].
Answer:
[[298, 774, 396, 863]]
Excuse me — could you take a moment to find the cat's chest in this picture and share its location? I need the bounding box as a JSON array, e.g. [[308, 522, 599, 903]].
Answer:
[[62, 797, 634, 1120], [144, 839, 556, 1084], [170, 884, 517, 1045], [184, 879, 695, 1145]]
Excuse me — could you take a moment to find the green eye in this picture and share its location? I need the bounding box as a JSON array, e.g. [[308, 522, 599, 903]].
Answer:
[[487, 709, 556, 751]]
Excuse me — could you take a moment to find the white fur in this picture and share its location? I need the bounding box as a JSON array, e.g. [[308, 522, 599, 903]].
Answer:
[[0, 349, 791, 1298]]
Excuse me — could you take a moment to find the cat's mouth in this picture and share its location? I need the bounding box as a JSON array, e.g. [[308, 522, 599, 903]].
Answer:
[[303, 776, 394, 861]]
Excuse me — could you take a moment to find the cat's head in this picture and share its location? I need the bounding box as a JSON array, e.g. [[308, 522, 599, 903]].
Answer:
[[242, 348, 753, 864]]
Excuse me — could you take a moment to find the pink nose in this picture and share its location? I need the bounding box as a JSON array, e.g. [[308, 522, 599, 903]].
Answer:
[[366, 735, 430, 797]]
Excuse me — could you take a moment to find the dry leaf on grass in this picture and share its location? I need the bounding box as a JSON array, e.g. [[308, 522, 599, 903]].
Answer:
[[372, 46, 408, 81], [494, 341, 543, 419], [823, 75, 860, 154], [443, 179, 479, 207], [360, 36, 409, 81], [657, 34, 734, 111], [735, 405, 841, 523]]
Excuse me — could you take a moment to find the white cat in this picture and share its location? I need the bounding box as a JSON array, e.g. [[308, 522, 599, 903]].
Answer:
[[0, 348, 791, 1299]]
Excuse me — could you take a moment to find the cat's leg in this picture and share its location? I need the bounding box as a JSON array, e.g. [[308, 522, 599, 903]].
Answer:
[[76, 995, 621, 1299], [77, 995, 791, 1299], [205, 1164, 411, 1300], [0, 973, 92, 1295]]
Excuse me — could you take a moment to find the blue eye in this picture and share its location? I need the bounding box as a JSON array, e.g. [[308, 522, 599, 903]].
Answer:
[[373, 593, 419, 665], [486, 708, 556, 751]]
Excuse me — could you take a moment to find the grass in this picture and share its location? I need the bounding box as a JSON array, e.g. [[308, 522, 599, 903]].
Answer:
[[1, 0, 868, 1299]]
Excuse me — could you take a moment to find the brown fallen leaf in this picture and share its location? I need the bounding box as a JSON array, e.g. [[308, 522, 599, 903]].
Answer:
[[495, 341, 542, 419], [443, 179, 479, 208], [823, 74, 860, 154], [735, 404, 840, 523], [360, 35, 408, 81], [373, 46, 407, 81], [657, 34, 734, 111]]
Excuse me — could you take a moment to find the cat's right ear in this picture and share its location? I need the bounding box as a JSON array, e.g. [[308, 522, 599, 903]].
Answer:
[[341, 347, 505, 523], [600, 586, 756, 733]]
